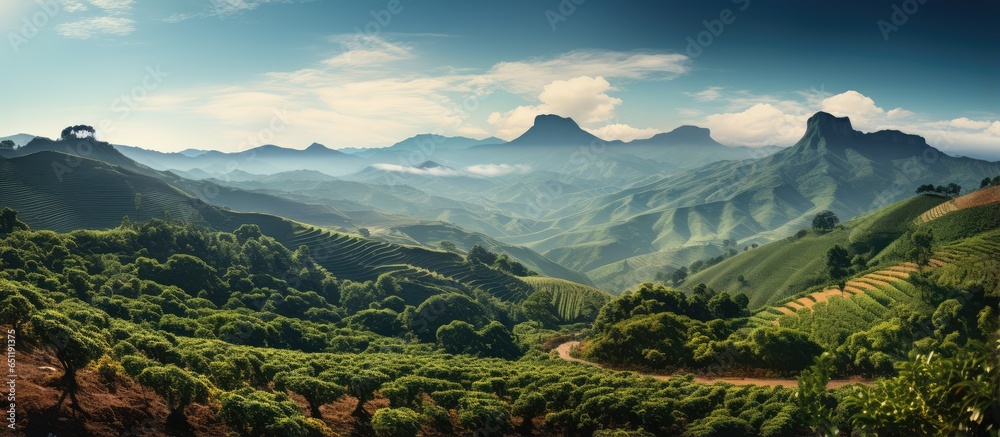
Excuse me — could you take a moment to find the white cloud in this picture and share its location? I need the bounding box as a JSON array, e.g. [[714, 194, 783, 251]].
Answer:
[[88, 0, 134, 12], [372, 163, 463, 177], [164, 0, 311, 21], [322, 35, 414, 68], [949, 117, 993, 130], [60, 0, 89, 12], [887, 108, 914, 120], [57, 16, 135, 39], [820, 90, 885, 119], [988, 122, 1000, 136], [703, 104, 808, 147], [485, 50, 689, 97], [691, 86, 722, 102], [464, 164, 531, 177], [487, 76, 623, 140], [587, 124, 659, 142]]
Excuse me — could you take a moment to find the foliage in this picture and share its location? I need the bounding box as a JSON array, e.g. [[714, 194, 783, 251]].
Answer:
[[371, 407, 422, 437], [846, 341, 1000, 435], [812, 210, 840, 234], [136, 364, 210, 416]]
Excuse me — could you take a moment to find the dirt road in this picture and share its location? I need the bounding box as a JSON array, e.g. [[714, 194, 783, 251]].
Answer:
[[555, 341, 869, 389]]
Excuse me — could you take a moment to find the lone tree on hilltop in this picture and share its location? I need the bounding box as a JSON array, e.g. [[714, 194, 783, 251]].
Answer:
[[60, 125, 96, 140], [812, 210, 840, 234]]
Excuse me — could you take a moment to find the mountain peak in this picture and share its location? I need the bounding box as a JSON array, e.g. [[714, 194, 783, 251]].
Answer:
[[416, 160, 443, 169], [532, 114, 583, 130], [507, 114, 603, 147], [642, 125, 721, 146], [306, 142, 329, 151], [806, 112, 855, 137], [787, 111, 934, 160]]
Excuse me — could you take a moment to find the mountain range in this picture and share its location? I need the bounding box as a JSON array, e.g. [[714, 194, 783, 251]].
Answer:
[[2, 112, 997, 293]]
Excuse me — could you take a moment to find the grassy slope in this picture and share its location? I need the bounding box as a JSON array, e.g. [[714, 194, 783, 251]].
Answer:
[[683, 194, 948, 308]]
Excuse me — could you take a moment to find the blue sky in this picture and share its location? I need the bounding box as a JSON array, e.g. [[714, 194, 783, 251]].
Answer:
[[2, 0, 998, 158]]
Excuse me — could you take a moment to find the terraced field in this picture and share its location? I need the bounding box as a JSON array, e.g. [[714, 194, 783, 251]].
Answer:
[[520, 276, 611, 323], [917, 185, 1000, 223], [684, 194, 948, 308], [759, 261, 925, 327], [210, 212, 537, 302], [759, 229, 1000, 328]]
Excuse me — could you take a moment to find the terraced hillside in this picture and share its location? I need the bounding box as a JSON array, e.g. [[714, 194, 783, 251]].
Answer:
[[520, 276, 611, 323], [917, 184, 1000, 223], [749, 230, 1000, 352], [761, 261, 924, 324], [683, 194, 948, 308]]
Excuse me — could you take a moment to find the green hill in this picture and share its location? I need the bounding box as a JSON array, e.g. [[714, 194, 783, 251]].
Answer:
[[683, 194, 948, 308]]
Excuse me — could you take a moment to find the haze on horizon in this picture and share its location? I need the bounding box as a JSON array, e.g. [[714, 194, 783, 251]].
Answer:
[[1, 0, 998, 159]]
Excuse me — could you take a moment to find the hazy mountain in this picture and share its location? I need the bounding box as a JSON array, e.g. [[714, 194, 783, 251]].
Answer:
[[502, 114, 621, 147], [0, 133, 37, 147], [388, 134, 504, 151], [117, 142, 367, 176], [621, 125, 783, 168], [523, 112, 1000, 289]]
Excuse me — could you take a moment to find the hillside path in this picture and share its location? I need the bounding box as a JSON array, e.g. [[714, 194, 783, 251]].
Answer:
[[555, 341, 869, 389]]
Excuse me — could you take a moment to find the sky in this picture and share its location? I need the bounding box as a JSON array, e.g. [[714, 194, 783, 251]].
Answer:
[[1, 0, 998, 158]]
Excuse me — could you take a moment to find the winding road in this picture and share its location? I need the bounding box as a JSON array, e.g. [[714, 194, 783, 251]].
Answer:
[[555, 341, 870, 389]]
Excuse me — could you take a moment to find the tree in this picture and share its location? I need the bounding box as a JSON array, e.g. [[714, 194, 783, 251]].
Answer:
[[0, 293, 34, 333], [328, 369, 390, 416], [0, 140, 14, 149], [670, 266, 688, 286], [466, 244, 497, 265], [137, 365, 210, 420], [908, 229, 934, 267], [437, 320, 480, 355], [274, 372, 345, 418], [0, 208, 28, 234], [439, 240, 457, 252], [219, 388, 310, 437], [521, 290, 559, 328], [60, 125, 95, 140], [358, 227, 371, 238], [945, 183, 962, 197], [796, 352, 837, 435], [826, 245, 852, 281], [371, 407, 422, 437], [811, 210, 840, 233], [29, 311, 106, 415], [916, 183, 936, 194], [981, 178, 992, 189], [512, 392, 546, 430]]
